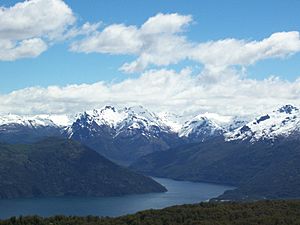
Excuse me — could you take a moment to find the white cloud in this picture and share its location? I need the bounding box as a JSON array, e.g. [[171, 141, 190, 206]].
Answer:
[[71, 13, 300, 74], [0, 8, 299, 119], [71, 13, 193, 72], [140, 13, 192, 34], [63, 22, 102, 40], [1, 68, 299, 120], [0, 38, 47, 61], [0, 0, 75, 40], [0, 0, 76, 61], [71, 24, 142, 54], [191, 31, 300, 71], [2, 3, 299, 72]]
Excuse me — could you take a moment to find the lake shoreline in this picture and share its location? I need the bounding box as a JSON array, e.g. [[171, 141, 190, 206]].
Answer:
[[0, 177, 234, 219]]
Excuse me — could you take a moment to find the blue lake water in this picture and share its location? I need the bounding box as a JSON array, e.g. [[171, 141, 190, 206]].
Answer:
[[0, 177, 234, 219]]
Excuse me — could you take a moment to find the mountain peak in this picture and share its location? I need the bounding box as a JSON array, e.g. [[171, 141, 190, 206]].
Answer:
[[102, 105, 117, 112], [125, 105, 149, 114], [179, 115, 224, 142], [277, 105, 299, 114], [226, 104, 300, 142], [83, 106, 127, 128]]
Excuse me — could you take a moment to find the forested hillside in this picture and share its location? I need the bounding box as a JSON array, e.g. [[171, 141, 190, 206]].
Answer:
[[0, 138, 166, 199], [1, 200, 300, 225]]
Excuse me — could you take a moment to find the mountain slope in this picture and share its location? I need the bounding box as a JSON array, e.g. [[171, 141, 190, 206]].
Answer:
[[131, 138, 300, 200], [67, 106, 181, 165], [0, 115, 63, 144], [218, 140, 300, 200], [0, 138, 166, 199], [130, 105, 300, 200]]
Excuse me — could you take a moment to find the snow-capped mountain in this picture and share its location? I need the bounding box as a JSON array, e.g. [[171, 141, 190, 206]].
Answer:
[[224, 116, 249, 132], [2, 104, 299, 145], [157, 111, 184, 133], [67, 105, 173, 139], [1, 104, 299, 164], [179, 114, 225, 142], [177, 112, 249, 142], [66, 106, 125, 139], [0, 114, 66, 144], [116, 105, 172, 138], [79, 106, 127, 129], [0, 114, 57, 128], [225, 105, 300, 142], [66, 105, 181, 165], [0, 114, 73, 128]]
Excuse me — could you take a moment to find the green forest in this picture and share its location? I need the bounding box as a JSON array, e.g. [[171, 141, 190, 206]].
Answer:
[[1, 200, 300, 225]]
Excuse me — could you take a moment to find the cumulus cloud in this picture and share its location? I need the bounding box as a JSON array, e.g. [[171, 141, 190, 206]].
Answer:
[[70, 13, 193, 72], [0, 38, 47, 61], [71, 24, 142, 54], [1, 6, 299, 119], [63, 22, 102, 40], [3, 2, 299, 73], [191, 31, 300, 72], [1, 68, 299, 120], [0, 0, 76, 60], [71, 13, 300, 74]]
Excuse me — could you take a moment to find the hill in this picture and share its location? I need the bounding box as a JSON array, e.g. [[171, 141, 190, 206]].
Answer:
[[0, 138, 166, 199], [131, 139, 300, 200], [1, 200, 300, 225]]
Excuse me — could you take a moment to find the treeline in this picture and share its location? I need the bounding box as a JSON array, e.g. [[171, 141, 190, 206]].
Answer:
[[1, 200, 300, 225]]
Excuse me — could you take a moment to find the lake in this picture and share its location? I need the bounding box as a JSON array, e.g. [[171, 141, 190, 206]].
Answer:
[[0, 177, 234, 219]]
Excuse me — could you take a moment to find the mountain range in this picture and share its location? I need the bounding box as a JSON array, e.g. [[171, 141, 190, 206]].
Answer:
[[0, 105, 246, 165], [1, 104, 300, 200], [0, 104, 299, 152]]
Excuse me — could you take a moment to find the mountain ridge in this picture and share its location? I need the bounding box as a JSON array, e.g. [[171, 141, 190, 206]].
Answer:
[[1, 104, 299, 165], [0, 137, 166, 199]]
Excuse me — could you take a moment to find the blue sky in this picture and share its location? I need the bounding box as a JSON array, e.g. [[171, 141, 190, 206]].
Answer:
[[1, 0, 300, 94]]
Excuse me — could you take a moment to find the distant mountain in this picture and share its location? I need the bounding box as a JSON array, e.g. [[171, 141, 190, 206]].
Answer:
[[157, 111, 184, 133], [0, 114, 64, 143], [223, 116, 249, 132], [226, 105, 300, 142], [2, 104, 300, 167], [62, 106, 249, 165], [1, 104, 300, 200], [66, 106, 181, 165], [0, 138, 166, 199], [178, 114, 225, 142], [0, 107, 183, 165], [131, 105, 300, 200]]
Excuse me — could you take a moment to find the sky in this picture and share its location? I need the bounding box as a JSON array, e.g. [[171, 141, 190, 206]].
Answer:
[[0, 0, 300, 118]]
